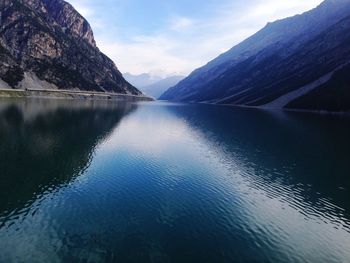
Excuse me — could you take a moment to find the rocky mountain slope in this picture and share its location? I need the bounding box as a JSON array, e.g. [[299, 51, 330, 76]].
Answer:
[[160, 0, 350, 112], [0, 0, 141, 95]]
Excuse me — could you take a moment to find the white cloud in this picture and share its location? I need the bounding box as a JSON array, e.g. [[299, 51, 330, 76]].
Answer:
[[67, 0, 324, 77], [249, 0, 323, 21], [97, 36, 199, 78], [169, 16, 195, 31]]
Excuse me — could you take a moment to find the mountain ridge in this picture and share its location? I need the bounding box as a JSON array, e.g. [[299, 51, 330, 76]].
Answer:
[[141, 75, 184, 99], [160, 0, 350, 111], [123, 73, 162, 88], [0, 0, 141, 95]]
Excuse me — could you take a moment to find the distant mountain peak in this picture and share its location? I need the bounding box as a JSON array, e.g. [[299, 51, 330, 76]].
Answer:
[[123, 73, 163, 88], [141, 75, 185, 99]]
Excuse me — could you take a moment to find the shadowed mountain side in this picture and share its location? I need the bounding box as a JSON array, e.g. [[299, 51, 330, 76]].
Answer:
[[0, 99, 137, 219], [160, 0, 350, 112]]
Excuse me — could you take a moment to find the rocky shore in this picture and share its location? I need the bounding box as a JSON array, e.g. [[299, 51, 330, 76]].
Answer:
[[0, 88, 154, 101]]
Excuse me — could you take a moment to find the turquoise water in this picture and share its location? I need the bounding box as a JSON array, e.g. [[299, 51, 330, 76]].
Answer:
[[0, 99, 349, 262]]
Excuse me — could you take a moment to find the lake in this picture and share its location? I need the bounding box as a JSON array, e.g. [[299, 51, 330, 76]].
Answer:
[[0, 98, 349, 262]]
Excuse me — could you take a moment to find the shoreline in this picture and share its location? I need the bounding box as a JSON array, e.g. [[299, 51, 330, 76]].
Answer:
[[158, 100, 350, 116], [221, 103, 350, 117], [0, 88, 154, 102]]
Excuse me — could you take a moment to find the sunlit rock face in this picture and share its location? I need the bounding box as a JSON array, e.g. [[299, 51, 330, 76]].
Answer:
[[160, 0, 350, 112], [0, 0, 141, 95], [42, 0, 96, 47]]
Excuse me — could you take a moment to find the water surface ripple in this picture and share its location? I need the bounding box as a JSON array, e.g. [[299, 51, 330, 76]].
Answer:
[[0, 99, 349, 262]]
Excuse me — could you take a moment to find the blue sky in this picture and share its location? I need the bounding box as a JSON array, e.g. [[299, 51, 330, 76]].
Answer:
[[68, 0, 323, 77]]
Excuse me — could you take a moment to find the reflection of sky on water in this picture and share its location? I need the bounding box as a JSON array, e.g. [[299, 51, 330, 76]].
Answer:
[[0, 100, 349, 262]]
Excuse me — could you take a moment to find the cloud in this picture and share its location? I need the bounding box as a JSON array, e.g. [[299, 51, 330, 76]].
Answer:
[[247, 0, 323, 20], [67, 0, 323, 77], [169, 16, 195, 31], [97, 36, 199, 78]]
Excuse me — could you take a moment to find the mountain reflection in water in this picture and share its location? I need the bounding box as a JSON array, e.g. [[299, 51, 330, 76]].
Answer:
[[0, 100, 349, 262], [0, 99, 136, 219]]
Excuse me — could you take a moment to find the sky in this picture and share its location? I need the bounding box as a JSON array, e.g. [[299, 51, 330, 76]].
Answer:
[[68, 0, 323, 77]]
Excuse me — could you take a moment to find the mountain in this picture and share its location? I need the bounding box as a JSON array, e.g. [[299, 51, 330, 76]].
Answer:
[[123, 73, 162, 88], [160, 0, 350, 112], [0, 0, 141, 95], [140, 75, 184, 99], [123, 73, 184, 99]]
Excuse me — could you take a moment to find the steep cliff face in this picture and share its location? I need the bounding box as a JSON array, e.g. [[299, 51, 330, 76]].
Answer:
[[42, 0, 96, 47], [0, 0, 141, 95], [161, 0, 350, 111]]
